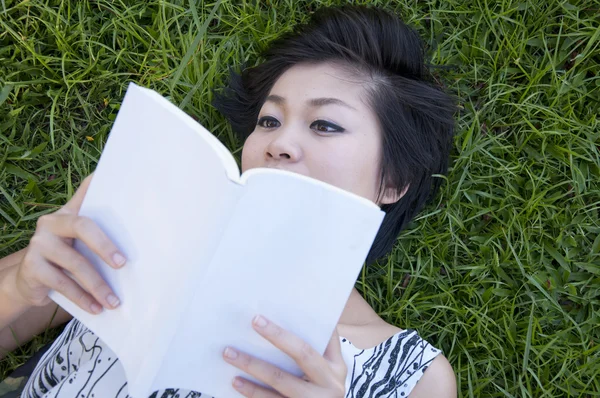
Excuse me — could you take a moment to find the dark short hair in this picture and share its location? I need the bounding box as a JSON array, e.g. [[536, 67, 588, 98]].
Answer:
[[213, 5, 456, 265]]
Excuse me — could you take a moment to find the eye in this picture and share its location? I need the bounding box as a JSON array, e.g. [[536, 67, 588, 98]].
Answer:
[[310, 120, 345, 133], [257, 116, 280, 129]]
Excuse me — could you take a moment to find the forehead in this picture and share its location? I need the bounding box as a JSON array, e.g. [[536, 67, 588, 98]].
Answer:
[[268, 62, 370, 107]]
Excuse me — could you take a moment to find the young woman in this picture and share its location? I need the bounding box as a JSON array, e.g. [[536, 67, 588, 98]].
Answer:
[[0, 5, 457, 397]]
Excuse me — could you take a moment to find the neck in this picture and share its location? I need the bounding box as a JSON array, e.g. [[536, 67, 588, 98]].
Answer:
[[338, 288, 381, 327]]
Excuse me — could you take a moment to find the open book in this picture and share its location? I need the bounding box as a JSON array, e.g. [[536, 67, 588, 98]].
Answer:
[[49, 83, 385, 398]]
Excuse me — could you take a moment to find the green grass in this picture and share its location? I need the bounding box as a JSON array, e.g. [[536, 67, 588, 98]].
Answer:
[[1, 0, 599, 396]]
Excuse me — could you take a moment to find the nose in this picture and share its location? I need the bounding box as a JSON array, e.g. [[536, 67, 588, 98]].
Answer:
[[264, 128, 302, 163]]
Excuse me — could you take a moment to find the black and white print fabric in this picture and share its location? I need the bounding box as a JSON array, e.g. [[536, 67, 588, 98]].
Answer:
[[21, 319, 441, 398]]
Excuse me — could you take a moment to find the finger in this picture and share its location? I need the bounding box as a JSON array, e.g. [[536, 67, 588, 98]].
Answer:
[[223, 347, 312, 398], [251, 315, 331, 386], [231, 377, 283, 398], [31, 254, 103, 315], [37, 213, 126, 269], [63, 174, 94, 213], [38, 233, 120, 310]]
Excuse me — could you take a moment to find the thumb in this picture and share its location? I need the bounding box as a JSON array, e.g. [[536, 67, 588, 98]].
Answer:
[[62, 173, 94, 213]]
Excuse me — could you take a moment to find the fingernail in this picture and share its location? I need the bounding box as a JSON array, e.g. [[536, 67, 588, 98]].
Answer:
[[90, 303, 103, 314], [253, 315, 268, 328], [106, 293, 120, 308], [112, 252, 126, 267], [224, 347, 238, 359], [233, 378, 244, 389]]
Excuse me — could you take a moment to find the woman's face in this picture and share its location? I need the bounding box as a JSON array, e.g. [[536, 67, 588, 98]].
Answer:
[[241, 62, 399, 205]]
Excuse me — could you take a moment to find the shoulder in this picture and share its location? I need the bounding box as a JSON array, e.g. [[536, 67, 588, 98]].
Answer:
[[408, 354, 457, 398], [341, 320, 453, 397], [367, 321, 456, 397]]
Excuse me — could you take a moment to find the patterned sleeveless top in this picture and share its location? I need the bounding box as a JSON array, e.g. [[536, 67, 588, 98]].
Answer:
[[21, 318, 441, 398]]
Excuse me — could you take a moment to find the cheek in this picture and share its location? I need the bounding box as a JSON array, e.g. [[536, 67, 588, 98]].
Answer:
[[240, 133, 262, 173], [316, 139, 380, 199], [346, 138, 382, 200]]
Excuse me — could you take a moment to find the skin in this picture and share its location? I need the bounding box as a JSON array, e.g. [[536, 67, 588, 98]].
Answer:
[[0, 62, 456, 397]]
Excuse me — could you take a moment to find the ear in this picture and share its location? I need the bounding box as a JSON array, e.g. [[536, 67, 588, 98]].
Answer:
[[379, 184, 409, 205]]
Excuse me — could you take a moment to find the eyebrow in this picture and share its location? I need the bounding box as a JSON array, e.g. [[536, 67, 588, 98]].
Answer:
[[265, 94, 357, 111]]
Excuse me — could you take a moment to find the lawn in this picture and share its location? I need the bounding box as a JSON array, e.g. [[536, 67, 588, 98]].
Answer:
[[1, 0, 599, 396]]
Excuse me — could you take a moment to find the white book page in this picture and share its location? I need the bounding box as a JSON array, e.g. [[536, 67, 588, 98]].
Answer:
[[49, 83, 241, 391], [152, 169, 385, 398], [139, 86, 241, 182]]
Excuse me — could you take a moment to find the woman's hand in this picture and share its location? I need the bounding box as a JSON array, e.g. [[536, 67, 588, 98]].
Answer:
[[10, 174, 126, 314], [223, 315, 347, 397]]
